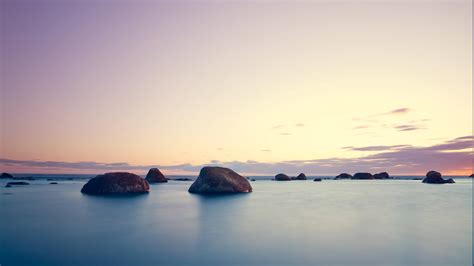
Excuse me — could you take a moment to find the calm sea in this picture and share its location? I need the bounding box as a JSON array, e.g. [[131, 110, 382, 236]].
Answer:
[[0, 176, 472, 266]]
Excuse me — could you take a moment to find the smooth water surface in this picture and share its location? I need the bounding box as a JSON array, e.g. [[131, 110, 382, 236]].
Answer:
[[0, 178, 472, 266]]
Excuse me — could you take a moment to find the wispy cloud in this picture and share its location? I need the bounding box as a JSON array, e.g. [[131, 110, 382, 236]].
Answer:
[[280, 132, 292, 136], [386, 108, 411, 115], [352, 108, 429, 133], [1, 136, 472, 175], [261, 149, 272, 152], [394, 124, 424, 132], [343, 144, 411, 151], [271, 125, 284, 130], [295, 123, 305, 127]]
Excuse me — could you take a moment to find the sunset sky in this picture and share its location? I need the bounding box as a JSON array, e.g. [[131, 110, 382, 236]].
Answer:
[[0, 0, 472, 175]]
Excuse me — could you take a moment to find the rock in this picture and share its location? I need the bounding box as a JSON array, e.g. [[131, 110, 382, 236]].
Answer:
[[50, 182, 58, 185], [412, 177, 423, 180], [335, 173, 352, 179], [6, 181, 30, 186], [373, 172, 390, 179], [188, 166, 252, 194], [173, 178, 193, 181], [313, 178, 322, 182], [1, 173, 13, 179], [469, 174, 474, 178], [275, 173, 291, 181], [295, 173, 307, 180], [422, 171, 455, 184], [145, 168, 168, 183], [251, 178, 256, 182], [5, 184, 12, 187], [444, 178, 455, 184], [81, 172, 150, 195], [352, 173, 374, 179]]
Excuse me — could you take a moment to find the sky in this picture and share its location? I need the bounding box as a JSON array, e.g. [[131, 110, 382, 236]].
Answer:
[[0, 0, 472, 176]]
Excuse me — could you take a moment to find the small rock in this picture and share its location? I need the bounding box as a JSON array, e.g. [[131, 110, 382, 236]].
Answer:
[[173, 178, 193, 181], [313, 178, 322, 182], [295, 173, 307, 180], [275, 173, 291, 181], [1, 173, 14, 179], [352, 173, 374, 179], [145, 168, 168, 183], [335, 173, 352, 179], [6, 181, 30, 187], [373, 172, 390, 179], [422, 171, 455, 184], [50, 182, 58, 185]]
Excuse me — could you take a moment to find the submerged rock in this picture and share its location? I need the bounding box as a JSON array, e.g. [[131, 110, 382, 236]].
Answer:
[[335, 173, 352, 179], [145, 168, 168, 183], [173, 178, 193, 181], [50, 182, 58, 185], [295, 173, 307, 180], [275, 173, 291, 181], [251, 178, 256, 182], [81, 172, 150, 195], [373, 172, 390, 179], [1, 173, 13, 179], [352, 173, 374, 179], [188, 166, 252, 194], [5, 181, 30, 187], [313, 178, 322, 182], [422, 171, 455, 184]]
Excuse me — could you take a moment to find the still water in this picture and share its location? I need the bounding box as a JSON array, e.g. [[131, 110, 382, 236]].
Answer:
[[0, 178, 472, 266]]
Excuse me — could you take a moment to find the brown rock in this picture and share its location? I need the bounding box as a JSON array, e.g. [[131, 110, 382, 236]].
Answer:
[[275, 173, 291, 181], [422, 171, 455, 184], [335, 173, 352, 179], [145, 168, 168, 183], [81, 172, 150, 195], [188, 166, 252, 194], [295, 173, 307, 180]]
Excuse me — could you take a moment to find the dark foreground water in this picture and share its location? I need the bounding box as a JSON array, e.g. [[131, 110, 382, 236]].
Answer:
[[0, 178, 472, 266]]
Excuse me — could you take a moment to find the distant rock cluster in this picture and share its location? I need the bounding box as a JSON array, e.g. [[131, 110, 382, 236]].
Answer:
[[3, 166, 463, 193]]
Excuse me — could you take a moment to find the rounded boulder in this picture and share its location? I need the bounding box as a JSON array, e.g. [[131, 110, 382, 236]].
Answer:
[[188, 166, 252, 194]]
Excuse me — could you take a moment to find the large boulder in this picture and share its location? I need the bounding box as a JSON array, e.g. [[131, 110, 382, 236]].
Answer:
[[422, 171, 455, 184], [352, 173, 374, 179], [1, 173, 13, 179], [188, 166, 252, 194], [145, 168, 168, 183], [81, 172, 150, 195], [335, 173, 352, 179], [469, 174, 474, 178], [295, 173, 307, 180], [275, 173, 291, 181], [373, 172, 390, 179]]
